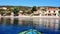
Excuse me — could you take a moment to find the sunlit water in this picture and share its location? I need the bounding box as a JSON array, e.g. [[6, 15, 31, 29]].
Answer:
[[0, 17, 60, 34]]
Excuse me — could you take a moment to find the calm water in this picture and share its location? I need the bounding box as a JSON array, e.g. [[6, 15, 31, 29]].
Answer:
[[0, 17, 60, 34]]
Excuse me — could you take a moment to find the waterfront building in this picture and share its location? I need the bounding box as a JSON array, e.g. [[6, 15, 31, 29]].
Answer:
[[33, 11, 40, 16], [38, 7, 59, 16], [0, 6, 60, 16], [2, 7, 7, 10], [38, 7, 47, 16], [10, 12, 14, 16], [58, 8, 60, 16], [18, 10, 25, 16], [47, 7, 59, 16]]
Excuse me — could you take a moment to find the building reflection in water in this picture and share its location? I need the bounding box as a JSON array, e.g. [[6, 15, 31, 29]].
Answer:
[[10, 17, 14, 24], [0, 17, 59, 30], [58, 19, 60, 30], [6, 18, 11, 24], [13, 18, 18, 25], [38, 18, 59, 30], [18, 17, 33, 26]]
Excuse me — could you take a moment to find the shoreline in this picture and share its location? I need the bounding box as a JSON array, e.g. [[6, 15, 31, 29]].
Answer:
[[0, 16, 59, 19]]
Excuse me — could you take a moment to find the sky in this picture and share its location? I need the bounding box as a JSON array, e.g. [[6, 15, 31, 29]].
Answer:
[[0, 0, 60, 7]]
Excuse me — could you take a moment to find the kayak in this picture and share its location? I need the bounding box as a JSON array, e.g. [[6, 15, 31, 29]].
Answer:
[[19, 29, 42, 34]]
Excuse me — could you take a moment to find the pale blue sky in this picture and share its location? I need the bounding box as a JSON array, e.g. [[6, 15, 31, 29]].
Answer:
[[0, 0, 60, 7]]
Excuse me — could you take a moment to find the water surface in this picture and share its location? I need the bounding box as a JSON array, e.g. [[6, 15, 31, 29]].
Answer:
[[0, 17, 60, 34]]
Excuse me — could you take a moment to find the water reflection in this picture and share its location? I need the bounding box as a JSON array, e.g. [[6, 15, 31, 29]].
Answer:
[[13, 18, 18, 25], [59, 19, 60, 30], [37, 18, 59, 30], [0, 17, 60, 31]]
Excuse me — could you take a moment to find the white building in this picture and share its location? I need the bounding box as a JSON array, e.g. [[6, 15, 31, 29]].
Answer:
[[38, 7, 59, 16]]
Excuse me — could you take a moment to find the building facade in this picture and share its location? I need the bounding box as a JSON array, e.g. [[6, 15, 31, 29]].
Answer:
[[37, 7, 60, 16]]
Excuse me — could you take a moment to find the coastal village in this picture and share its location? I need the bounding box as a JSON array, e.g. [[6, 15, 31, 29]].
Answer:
[[0, 6, 60, 16]]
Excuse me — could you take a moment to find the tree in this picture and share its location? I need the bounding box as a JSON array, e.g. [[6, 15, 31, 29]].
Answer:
[[59, 11, 60, 13], [0, 9, 6, 16], [13, 7, 19, 16], [42, 9, 46, 11], [31, 6, 37, 13], [59, 7, 60, 9]]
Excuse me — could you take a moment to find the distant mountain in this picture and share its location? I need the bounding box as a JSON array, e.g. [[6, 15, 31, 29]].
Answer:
[[0, 6, 60, 11]]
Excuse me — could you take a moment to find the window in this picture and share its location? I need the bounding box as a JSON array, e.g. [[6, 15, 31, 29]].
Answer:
[[49, 11, 50, 13], [54, 11, 55, 13]]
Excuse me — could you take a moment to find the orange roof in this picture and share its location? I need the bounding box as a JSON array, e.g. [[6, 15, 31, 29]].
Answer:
[[48, 8, 58, 11]]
